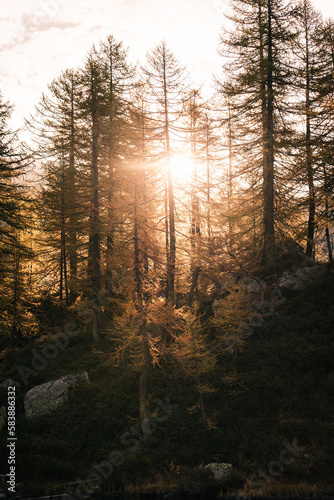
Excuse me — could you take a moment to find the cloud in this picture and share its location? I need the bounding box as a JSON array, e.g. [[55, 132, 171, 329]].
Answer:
[[0, 4, 80, 51], [0, 0, 228, 134]]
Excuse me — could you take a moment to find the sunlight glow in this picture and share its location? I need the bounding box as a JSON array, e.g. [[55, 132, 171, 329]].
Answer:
[[170, 155, 194, 180]]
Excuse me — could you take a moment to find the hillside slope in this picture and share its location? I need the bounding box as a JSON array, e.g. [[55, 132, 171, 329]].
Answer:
[[0, 272, 334, 497]]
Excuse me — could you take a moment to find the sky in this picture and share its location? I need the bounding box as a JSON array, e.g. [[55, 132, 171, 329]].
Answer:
[[1, 0, 334, 133]]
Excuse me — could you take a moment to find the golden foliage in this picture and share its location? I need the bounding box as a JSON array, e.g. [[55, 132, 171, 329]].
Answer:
[[211, 283, 254, 356]]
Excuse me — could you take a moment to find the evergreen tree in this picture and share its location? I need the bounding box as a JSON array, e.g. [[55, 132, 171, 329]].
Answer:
[[293, 0, 327, 257], [28, 69, 83, 301], [0, 92, 32, 340], [219, 0, 297, 270], [315, 18, 334, 262], [142, 41, 189, 303], [97, 36, 136, 280]]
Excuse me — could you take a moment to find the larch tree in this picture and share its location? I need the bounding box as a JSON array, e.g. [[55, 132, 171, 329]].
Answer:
[[28, 69, 83, 302], [126, 101, 157, 439], [0, 92, 32, 340], [182, 89, 203, 306], [314, 18, 334, 263], [97, 36, 136, 281], [219, 0, 297, 271], [293, 0, 327, 258], [142, 41, 189, 303], [77, 40, 134, 339], [80, 51, 104, 300]]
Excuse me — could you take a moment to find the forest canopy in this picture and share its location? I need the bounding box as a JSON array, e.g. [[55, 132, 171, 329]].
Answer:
[[1, 0, 334, 476]]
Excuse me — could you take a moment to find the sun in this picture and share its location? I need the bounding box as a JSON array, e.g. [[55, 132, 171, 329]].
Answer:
[[170, 155, 194, 181]]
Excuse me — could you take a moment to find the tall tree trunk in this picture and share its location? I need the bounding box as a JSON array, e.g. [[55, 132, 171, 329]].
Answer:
[[60, 241, 63, 302], [92, 134, 101, 290], [262, 0, 276, 270], [205, 123, 211, 239], [162, 49, 176, 304], [304, 6, 316, 258], [252, 182, 257, 247], [325, 196, 332, 265], [196, 374, 208, 427], [91, 76, 101, 291], [60, 165, 65, 301], [189, 96, 201, 305], [227, 99, 233, 240], [139, 334, 152, 439], [12, 233, 20, 337], [141, 115, 150, 280], [133, 163, 153, 439], [188, 266, 200, 307], [323, 166, 333, 264], [68, 74, 78, 302], [106, 54, 114, 280], [61, 217, 68, 304], [166, 150, 176, 305], [60, 162, 69, 304], [164, 176, 170, 294], [87, 67, 102, 340], [134, 171, 141, 298]]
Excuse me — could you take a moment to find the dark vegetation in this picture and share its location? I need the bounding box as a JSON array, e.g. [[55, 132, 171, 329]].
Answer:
[[1, 272, 334, 496]]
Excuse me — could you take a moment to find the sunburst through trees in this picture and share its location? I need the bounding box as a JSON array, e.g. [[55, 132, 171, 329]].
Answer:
[[1, 0, 334, 434]]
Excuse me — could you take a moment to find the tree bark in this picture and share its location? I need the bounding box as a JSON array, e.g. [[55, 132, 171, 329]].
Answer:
[[12, 234, 20, 337], [106, 52, 114, 280], [324, 166, 333, 264], [188, 266, 201, 307], [304, 4, 316, 258], [205, 121, 211, 239], [162, 47, 176, 304], [90, 71, 101, 291], [189, 95, 201, 302], [227, 99, 233, 240], [87, 62, 102, 340], [68, 74, 78, 302], [139, 334, 152, 439], [262, 0, 276, 270]]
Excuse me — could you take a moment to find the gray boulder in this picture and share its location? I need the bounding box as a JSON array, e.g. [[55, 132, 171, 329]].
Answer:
[[279, 265, 325, 292], [278, 271, 303, 291], [24, 372, 89, 419], [205, 462, 233, 479], [296, 265, 325, 281]]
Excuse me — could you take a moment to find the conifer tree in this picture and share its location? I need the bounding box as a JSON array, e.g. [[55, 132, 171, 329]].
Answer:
[[29, 69, 83, 301], [142, 41, 189, 303], [315, 18, 334, 262], [219, 0, 296, 270], [97, 36, 136, 280], [0, 92, 32, 340], [293, 0, 327, 257], [31, 36, 136, 338]]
